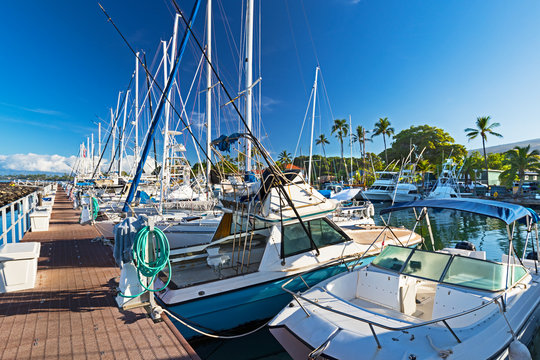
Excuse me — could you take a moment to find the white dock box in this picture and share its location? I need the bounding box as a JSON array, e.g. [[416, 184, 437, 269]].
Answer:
[[0, 242, 41, 293], [30, 208, 50, 231]]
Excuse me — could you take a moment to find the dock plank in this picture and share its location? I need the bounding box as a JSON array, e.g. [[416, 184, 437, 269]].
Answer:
[[0, 189, 200, 360]]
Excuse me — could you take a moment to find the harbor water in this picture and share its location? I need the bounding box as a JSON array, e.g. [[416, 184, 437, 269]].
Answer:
[[192, 202, 540, 360]]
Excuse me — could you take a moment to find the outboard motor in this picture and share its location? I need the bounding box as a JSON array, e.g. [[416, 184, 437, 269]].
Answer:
[[526, 251, 538, 260], [455, 241, 476, 251]]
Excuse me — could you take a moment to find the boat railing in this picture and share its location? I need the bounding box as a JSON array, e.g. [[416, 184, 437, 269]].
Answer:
[[283, 275, 523, 349], [0, 190, 39, 245]]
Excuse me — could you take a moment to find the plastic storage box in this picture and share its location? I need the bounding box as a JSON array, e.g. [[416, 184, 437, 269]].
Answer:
[[0, 242, 41, 293]]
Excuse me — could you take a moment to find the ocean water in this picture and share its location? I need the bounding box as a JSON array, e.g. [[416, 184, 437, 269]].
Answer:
[[191, 202, 540, 359]]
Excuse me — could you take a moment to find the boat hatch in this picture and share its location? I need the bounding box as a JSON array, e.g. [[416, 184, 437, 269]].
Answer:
[[372, 245, 528, 292]]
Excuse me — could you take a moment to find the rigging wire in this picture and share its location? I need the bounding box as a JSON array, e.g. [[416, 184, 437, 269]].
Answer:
[[98, 3, 214, 169]]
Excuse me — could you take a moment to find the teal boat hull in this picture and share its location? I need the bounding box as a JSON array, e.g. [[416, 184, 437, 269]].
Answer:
[[162, 260, 370, 340]]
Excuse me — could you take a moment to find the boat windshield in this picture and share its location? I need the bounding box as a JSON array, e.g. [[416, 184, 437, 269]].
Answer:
[[371, 245, 528, 292]]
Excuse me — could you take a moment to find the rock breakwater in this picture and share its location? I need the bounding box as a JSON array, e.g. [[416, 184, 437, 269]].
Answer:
[[0, 184, 38, 208]]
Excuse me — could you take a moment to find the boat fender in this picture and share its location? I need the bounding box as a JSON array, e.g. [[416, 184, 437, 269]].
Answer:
[[455, 241, 476, 251], [508, 339, 532, 360], [79, 206, 91, 224], [369, 203, 375, 217]]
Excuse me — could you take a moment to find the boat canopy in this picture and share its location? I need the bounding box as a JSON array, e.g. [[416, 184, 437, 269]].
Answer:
[[380, 198, 539, 225]]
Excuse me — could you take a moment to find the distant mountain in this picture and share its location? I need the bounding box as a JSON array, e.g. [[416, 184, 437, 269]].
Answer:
[[469, 138, 540, 154]]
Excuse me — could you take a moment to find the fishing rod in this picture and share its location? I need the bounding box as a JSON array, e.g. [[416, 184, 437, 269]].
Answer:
[[170, 0, 318, 253]]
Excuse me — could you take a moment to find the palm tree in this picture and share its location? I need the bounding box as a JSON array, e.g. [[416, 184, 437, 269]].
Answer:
[[416, 159, 434, 191], [465, 116, 503, 187], [352, 125, 372, 155], [372, 117, 395, 164], [278, 150, 292, 169], [331, 119, 349, 176], [500, 145, 540, 195], [315, 134, 330, 172]]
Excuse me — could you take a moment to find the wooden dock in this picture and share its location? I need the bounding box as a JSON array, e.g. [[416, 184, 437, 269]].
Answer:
[[0, 189, 200, 360]]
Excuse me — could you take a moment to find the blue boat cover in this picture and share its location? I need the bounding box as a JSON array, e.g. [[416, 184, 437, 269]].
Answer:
[[380, 198, 539, 225], [211, 132, 243, 152]]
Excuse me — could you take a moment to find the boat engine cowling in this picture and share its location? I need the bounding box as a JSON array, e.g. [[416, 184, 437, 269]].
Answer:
[[455, 241, 476, 251], [525, 251, 539, 260]]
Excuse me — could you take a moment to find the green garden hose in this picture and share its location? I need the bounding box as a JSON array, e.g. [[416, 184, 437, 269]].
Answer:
[[91, 197, 99, 220], [119, 226, 171, 298]]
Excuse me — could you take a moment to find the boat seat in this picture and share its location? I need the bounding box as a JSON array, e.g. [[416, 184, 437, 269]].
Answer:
[[355, 269, 417, 315], [399, 274, 417, 316], [432, 284, 494, 328]]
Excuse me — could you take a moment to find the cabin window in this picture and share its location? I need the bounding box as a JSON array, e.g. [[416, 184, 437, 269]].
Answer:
[[282, 218, 348, 257]]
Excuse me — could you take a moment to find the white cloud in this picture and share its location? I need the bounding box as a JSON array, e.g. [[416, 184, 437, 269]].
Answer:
[[0, 102, 65, 117], [0, 153, 77, 173], [262, 96, 280, 112]]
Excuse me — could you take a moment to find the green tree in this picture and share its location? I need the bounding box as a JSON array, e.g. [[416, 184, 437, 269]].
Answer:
[[352, 125, 372, 154], [465, 116, 503, 187], [315, 134, 330, 172], [499, 145, 540, 195], [416, 159, 434, 189], [461, 152, 484, 184], [385, 125, 467, 165], [331, 119, 349, 174], [372, 117, 394, 164], [278, 150, 292, 169]]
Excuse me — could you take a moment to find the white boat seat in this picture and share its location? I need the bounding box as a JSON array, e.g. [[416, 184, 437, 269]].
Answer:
[[355, 269, 417, 316], [432, 284, 494, 328]]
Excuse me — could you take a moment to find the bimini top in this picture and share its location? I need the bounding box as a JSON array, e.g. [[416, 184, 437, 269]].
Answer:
[[380, 198, 539, 225]]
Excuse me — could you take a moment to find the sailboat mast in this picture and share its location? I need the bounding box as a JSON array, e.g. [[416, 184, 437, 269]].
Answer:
[[307, 66, 319, 185], [135, 52, 139, 164], [349, 114, 353, 184], [119, 90, 129, 176], [159, 15, 180, 212], [363, 127, 366, 187], [205, 0, 212, 186], [110, 108, 115, 172], [159, 40, 170, 211], [244, 0, 254, 173], [91, 133, 95, 173]]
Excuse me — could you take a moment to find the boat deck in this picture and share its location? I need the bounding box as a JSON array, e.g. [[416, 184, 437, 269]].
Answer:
[[0, 189, 199, 360]]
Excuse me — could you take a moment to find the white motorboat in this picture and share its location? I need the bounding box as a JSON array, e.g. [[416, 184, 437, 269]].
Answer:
[[427, 158, 461, 199], [363, 171, 398, 202], [270, 198, 540, 360]]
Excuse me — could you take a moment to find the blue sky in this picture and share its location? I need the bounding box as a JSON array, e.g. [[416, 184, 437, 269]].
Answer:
[[1, 0, 540, 171]]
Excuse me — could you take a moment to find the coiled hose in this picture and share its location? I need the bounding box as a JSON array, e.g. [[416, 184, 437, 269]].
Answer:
[[91, 197, 99, 220], [119, 226, 171, 298]]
